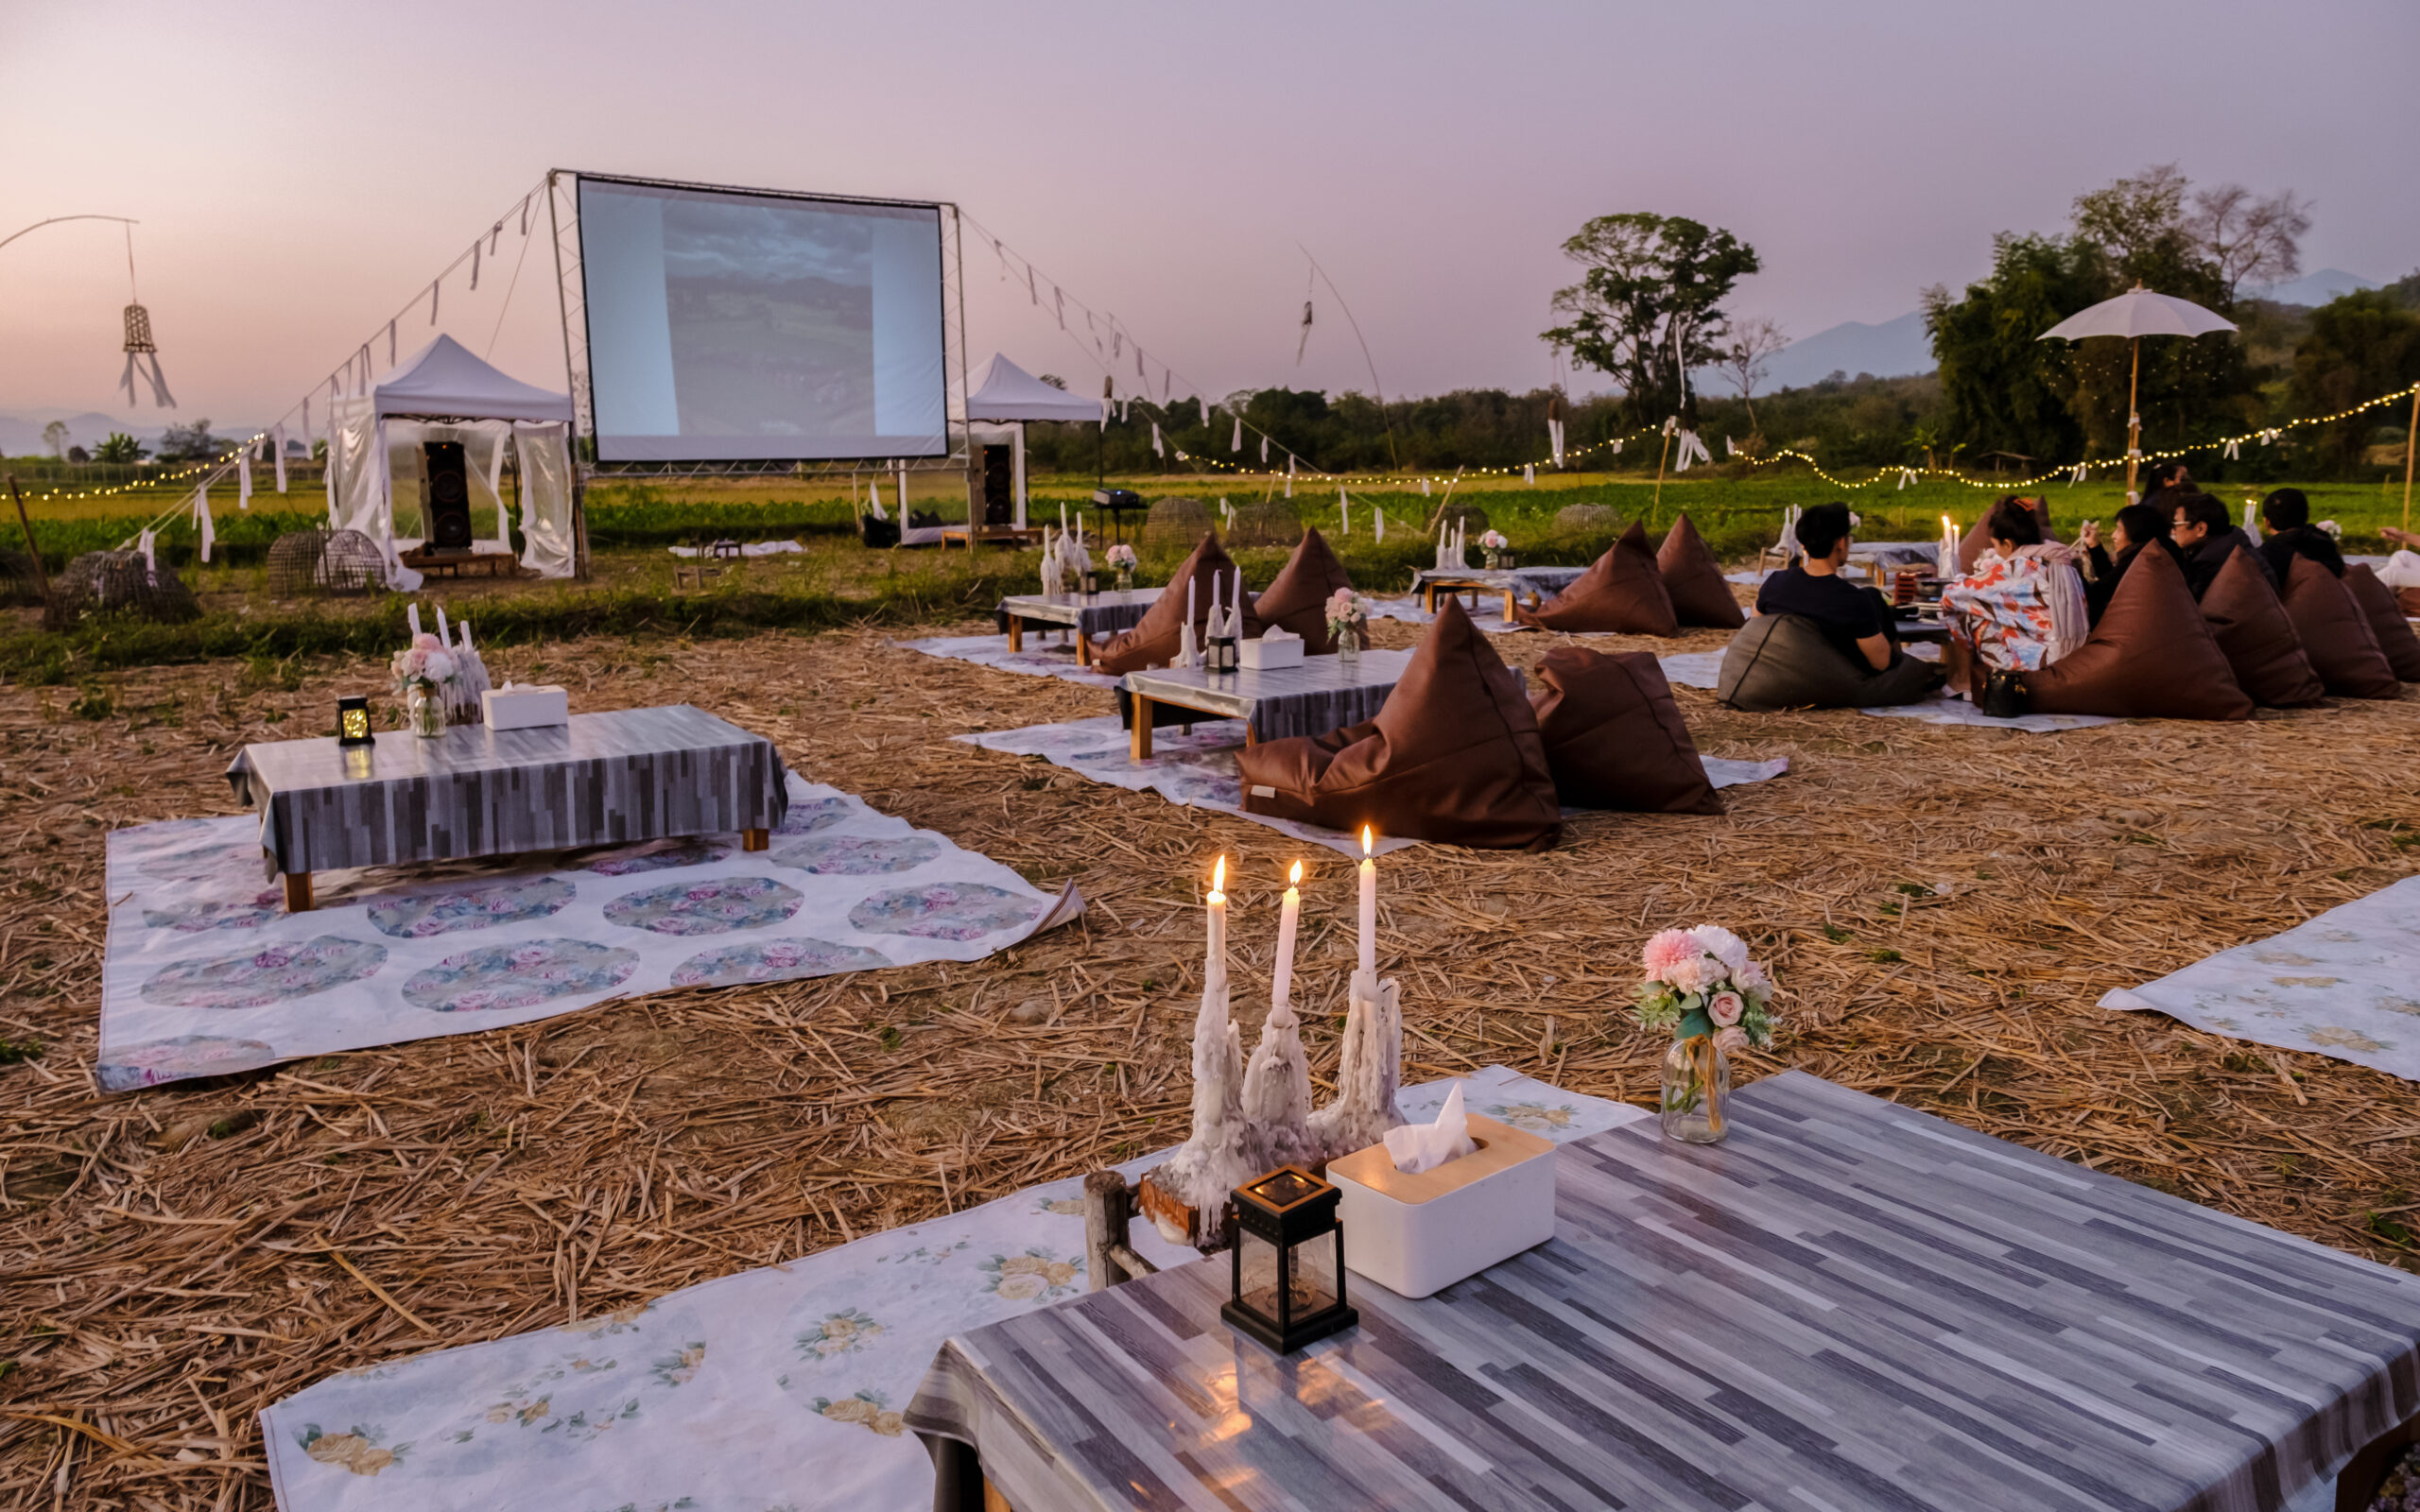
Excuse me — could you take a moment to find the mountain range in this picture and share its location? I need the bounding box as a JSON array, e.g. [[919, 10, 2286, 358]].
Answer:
[[0, 409, 268, 458]]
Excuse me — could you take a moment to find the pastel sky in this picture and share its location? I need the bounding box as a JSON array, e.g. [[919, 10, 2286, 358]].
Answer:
[[2, 0, 2411, 425]]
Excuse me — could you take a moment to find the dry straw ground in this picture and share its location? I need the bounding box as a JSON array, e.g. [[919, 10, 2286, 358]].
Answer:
[[1, 611, 2415, 1509]]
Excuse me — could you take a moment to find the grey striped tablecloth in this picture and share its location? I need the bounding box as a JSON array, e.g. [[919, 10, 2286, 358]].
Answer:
[[1414, 565, 1585, 600], [1123, 650, 1415, 741], [908, 1070, 2420, 1512], [226, 704, 788, 878], [996, 591, 1155, 638]]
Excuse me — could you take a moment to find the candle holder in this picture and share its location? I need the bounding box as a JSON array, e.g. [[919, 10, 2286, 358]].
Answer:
[[1221, 1166, 1356, 1354]]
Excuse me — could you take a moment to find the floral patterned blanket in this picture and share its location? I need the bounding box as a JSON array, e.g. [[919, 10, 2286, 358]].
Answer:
[[260, 1065, 1645, 1512], [2101, 873, 2420, 1083], [98, 777, 1082, 1091]]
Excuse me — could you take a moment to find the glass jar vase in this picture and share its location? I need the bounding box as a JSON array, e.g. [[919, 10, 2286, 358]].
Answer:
[[1115, 566, 1133, 593], [407, 682, 449, 739], [1659, 1035, 1729, 1143], [1334, 624, 1361, 665], [1483, 549, 1503, 571]]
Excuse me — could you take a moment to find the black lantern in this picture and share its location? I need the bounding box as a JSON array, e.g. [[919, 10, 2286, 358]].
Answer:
[[1080, 565, 1100, 597], [337, 696, 374, 747], [1221, 1166, 1356, 1354]]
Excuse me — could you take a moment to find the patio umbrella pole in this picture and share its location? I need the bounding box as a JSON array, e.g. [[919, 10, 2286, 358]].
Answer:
[[2403, 387, 2415, 532], [2127, 337, 2141, 499], [1652, 428, 1672, 517]]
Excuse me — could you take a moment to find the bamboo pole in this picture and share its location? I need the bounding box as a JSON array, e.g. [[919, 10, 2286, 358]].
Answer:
[[2126, 338, 2141, 499], [6, 474, 54, 613], [1652, 428, 1673, 518], [2402, 387, 2415, 533]]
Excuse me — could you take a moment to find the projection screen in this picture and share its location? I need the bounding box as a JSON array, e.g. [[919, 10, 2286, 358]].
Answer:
[[576, 176, 949, 462]]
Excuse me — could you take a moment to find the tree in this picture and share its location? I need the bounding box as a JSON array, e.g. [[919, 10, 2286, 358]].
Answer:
[[41, 420, 68, 458], [2290, 291, 2420, 474], [1924, 234, 2103, 464], [155, 418, 221, 461], [65, 444, 90, 464], [1542, 214, 1759, 430], [2070, 163, 2196, 282], [2186, 183, 2312, 302], [94, 432, 148, 463], [1709, 315, 1787, 443]]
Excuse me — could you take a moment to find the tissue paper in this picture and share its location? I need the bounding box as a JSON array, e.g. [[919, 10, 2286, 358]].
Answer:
[[1382, 1082, 1477, 1175]]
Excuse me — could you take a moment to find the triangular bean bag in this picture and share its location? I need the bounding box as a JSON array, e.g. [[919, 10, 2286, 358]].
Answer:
[[1955, 500, 2062, 573], [1512, 523, 1679, 636], [1656, 513, 1747, 629], [1530, 647, 1720, 815], [2279, 555, 2400, 699], [2343, 564, 2420, 682], [1237, 599, 1561, 850], [1093, 533, 1263, 676], [1715, 614, 1941, 710], [2199, 547, 2324, 707], [1249, 527, 1353, 652], [2024, 545, 2250, 719]]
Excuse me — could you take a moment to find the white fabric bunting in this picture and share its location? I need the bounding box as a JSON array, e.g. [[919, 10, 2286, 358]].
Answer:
[[1339, 487, 1350, 534], [1259, 435, 1269, 464], [137, 528, 156, 575], [1232, 417, 1242, 453], [272, 424, 287, 492], [1524, 463, 1535, 485], [237, 452, 252, 510], [1374, 507, 1384, 542], [1548, 417, 1564, 468], [1421, 477, 1431, 496], [1673, 430, 1712, 473], [430, 278, 440, 324], [2223, 438, 2240, 460], [1151, 423, 1165, 458], [194, 483, 214, 563], [470, 240, 480, 291]]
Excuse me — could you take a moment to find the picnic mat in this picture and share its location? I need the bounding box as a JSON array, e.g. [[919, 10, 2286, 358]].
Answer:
[[98, 775, 1082, 1091], [1657, 645, 2124, 733], [2100, 873, 2420, 1082], [959, 715, 1786, 854], [892, 632, 1120, 688], [260, 1065, 1645, 1512]]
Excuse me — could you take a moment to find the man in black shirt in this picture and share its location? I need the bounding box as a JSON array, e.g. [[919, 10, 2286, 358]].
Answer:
[[2255, 488, 2344, 580], [1756, 502, 1895, 670], [2170, 491, 2273, 599]]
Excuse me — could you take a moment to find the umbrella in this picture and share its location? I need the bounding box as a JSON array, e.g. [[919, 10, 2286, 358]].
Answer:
[[2038, 284, 2237, 495]]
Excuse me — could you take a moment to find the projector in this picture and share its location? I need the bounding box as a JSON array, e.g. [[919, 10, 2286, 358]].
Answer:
[[1091, 488, 1143, 512]]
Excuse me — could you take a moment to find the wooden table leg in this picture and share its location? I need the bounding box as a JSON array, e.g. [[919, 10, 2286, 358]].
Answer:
[[1421, 584, 1436, 612], [1075, 631, 1091, 667], [1007, 615, 1024, 653], [983, 1478, 1017, 1512], [1503, 589, 1516, 620], [1243, 724, 1257, 747], [1131, 696, 1154, 761], [284, 872, 313, 913], [741, 828, 769, 852]]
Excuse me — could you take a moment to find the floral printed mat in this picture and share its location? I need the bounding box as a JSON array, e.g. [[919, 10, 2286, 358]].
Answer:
[[98, 776, 1083, 1091], [260, 1064, 1645, 1512], [2101, 873, 2420, 1082], [891, 633, 1123, 688], [959, 716, 1787, 858]]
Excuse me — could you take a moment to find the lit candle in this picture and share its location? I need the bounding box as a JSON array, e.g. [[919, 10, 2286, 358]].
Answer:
[[1272, 860, 1304, 1009], [1357, 826, 1377, 975], [1206, 854, 1228, 988]]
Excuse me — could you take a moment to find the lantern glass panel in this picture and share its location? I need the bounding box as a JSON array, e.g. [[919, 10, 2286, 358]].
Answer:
[[1289, 1231, 1340, 1324], [1236, 1226, 1283, 1325]]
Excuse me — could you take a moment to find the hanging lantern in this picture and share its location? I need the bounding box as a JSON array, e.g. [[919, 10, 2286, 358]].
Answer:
[[120, 301, 176, 409], [1221, 1166, 1356, 1354]]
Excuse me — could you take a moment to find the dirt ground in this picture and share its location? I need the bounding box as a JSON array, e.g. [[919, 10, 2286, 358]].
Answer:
[[2, 613, 2415, 1508]]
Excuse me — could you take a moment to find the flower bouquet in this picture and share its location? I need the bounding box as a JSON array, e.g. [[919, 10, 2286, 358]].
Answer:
[[1107, 541, 1138, 592], [390, 632, 459, 738], [1633, 925, 1776, 1143], [1478, 528, 1510, 569], [1324, 588, 1372, 662]]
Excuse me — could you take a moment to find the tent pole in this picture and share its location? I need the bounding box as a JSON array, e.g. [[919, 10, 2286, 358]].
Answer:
[[2126, 338, 2140, 499]]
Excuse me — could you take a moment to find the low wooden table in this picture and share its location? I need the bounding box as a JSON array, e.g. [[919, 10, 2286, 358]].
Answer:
[[909, 1070, 2420, 1512], [225, 705, 788, 911], [399, 546, 521, 578], [1120, 650, 1412, 759], [943, 525, 1046, 550], [997, 591, 1154, 667], [1412, 565, 1583, 617]]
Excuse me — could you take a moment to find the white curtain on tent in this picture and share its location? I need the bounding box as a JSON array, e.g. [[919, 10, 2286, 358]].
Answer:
[[325, 405, 576, 581], [512, 422, 576, 578]]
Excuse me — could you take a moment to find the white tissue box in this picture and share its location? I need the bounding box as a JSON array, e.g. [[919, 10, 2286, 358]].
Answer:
[[1326, 1114, 1556, 1297], [1238, 634, 1305, 671], [480, 684, 569, 730]]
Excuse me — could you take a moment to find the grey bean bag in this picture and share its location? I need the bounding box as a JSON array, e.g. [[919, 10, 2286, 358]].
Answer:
[[1717, 614, 1940, 711]]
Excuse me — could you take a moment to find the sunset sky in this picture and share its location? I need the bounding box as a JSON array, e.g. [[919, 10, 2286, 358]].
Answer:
[[2, 0, 2411, 426]]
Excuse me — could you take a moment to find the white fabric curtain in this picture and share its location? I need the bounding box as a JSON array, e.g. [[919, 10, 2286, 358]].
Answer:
[[511, 421, 577, 578]]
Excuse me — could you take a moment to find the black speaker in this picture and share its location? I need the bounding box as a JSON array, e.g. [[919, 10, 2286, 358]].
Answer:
[[424, 440, 473, 552], [980, 444, 1013, 525]]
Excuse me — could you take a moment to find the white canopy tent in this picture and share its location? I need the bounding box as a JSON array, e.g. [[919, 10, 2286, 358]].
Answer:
[[963, 353, 1100, 531], [325, 335, 579, 583]]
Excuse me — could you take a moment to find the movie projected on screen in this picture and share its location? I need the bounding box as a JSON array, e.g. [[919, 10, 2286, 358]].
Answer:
[[577, 176, 948, 462]]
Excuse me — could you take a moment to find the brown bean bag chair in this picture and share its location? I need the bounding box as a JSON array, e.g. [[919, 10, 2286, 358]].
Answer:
[[2343, 564, 2420, 682], [1248, 527, 1352, 652], [2278, 555, 2400, 699], [2024, 545, 2252, 720], [1238, 599, 1560, 850], [1955, 500, 2062, 573], [2198, 547, 2324, 707], [1656, 513, 1746, 629], [1530, 647, 1720, 814], [1092, 533, 1263, 676], [1717, 614, 1941, 710], [2398, 585, 2420, 617], [1512, 523, 1679, 636]]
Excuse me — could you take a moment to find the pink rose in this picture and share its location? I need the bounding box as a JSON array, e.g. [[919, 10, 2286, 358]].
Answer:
[[1709, 990, 1744, 1026], [1716, 1026, 1750, 1055], [1664, 955, 1713, 993]]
